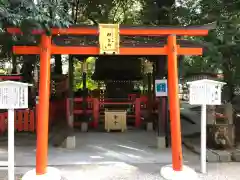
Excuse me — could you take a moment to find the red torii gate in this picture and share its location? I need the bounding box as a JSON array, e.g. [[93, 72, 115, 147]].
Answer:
[[7, 24, 213, 179]]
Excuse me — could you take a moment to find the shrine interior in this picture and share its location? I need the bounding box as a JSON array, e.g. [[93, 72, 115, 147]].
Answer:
[[68, 54, 171, 130], [39, 52, 173, 148]]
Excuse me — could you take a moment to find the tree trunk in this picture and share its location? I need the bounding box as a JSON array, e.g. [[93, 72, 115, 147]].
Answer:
[[222, 61, 235, 103], [54, 55, 62, 75], [20, 55, 36, 83], [11, 55, 17, 74], [217, 61, 235, 148], [155, 56, 167, 136], [20, 55, 36, 107]]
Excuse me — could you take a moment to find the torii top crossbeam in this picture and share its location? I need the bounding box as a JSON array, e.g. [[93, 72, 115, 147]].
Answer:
[[7, 23, 215, 56], [8, 24, 213, 35]]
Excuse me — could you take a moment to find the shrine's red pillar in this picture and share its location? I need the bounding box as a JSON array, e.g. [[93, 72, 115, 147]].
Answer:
[[36, 34, 51, 175], [167, 35, 183, 171]]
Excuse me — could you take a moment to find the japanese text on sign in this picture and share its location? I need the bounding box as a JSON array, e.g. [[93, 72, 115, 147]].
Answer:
[[99, 24, 120, 55], [0, 81, 30, 109], [187, 79, 226, 105]]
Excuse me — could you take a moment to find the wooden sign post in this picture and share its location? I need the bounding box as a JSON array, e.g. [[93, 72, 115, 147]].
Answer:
[[0, 81, 31, 180], [187, 79, 226, 174]]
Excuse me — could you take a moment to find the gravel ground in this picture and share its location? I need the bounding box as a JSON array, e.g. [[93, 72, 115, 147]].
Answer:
[[56, 162, 240, 180], [0, 162, 239, 179], [58, 162, 240, 180], [197, 163, 240, 180], [0, 132, 239, 179], [3, 162, 236, 180]]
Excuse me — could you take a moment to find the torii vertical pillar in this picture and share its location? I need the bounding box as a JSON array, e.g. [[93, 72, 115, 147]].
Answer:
[[22, 34, 61, 180], [160, 35, 198, 180]]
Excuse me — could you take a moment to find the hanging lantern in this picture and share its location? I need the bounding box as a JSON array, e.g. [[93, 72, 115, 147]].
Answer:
[[144, 60, 153, 74]]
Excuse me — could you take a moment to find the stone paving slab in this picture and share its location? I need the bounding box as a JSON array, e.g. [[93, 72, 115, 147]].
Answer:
[[183, 137, 235, 162], [232, 149, 240, 162], [183, 137, 219, 162], [214, 150, 232, 162], [0, 131, 195, 167]]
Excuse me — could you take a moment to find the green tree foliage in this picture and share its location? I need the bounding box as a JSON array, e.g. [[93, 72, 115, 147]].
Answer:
[[176, 0, 240, 101], [72, 0, 142, 25], [0, 0, 72, 32], [73, 57, 97, 91], [0, 0, 73, 83], [0, 0, 72, 58], [141, 0, 177, 25]]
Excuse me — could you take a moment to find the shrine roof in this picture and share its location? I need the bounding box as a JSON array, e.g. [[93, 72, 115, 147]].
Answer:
[[184, 72, 222, 78], [187, 79, 226, 85], [0, 80, 32, 86]]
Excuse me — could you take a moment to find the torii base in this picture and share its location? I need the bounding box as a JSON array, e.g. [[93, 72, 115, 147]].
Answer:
[[160, 165, 198, 180], [22, 167, 62, 180]]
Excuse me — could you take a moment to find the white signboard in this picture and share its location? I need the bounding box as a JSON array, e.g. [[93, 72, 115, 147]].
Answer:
[[187, 79, 226, 174], [187, 79, 226, 105], [155, 79, 168, 97], [0, 81, 31, 109], [0, 81, 31, 180]]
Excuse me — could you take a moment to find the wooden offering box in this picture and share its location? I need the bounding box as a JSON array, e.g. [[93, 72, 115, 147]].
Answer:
[[104, 110, 127, 132]]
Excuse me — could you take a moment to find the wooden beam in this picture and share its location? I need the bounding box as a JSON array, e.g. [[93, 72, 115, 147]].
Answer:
[[0, 75, 22, 80], [13, 46, 41, 54], [7, 27, 209, 36], [120, 29, 208, 36], [13, 45, 203, 55]]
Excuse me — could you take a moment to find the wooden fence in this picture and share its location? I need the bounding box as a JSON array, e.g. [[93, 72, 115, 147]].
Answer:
[[0, 99, 66, 135], [0, 108, 36, 134]]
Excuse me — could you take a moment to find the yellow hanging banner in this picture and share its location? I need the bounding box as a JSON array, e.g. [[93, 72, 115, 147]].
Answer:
[[99, 24, 120, 55]]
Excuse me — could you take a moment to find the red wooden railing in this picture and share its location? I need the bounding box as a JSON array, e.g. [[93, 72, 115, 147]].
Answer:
[[66, 96, 149, 128], [0, 108, 36, 134], [0, 100, 66, 135]]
